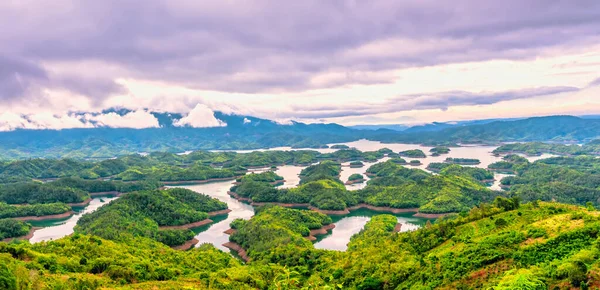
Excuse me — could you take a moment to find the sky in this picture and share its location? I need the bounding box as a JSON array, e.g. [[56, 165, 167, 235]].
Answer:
[[1, 0, 600, 130]]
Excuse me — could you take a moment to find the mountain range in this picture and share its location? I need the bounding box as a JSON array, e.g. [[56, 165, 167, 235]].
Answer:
[[1, 112, 600, 159]]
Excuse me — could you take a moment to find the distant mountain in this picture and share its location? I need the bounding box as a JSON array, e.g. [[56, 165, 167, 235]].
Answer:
[[349, 118, 524, 133], [0, 111, 364, 159], [371, 116, 600, 144], [401, 118, 523, 133], [349, 124, 409, 131], [1, 113, 599, 160]]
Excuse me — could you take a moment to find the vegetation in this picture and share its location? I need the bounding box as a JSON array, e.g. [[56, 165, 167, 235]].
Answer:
[[426, 162, 451, 172], [0, 182, 89, 205], [299, 161, 342, 184], [389, 157, 407, 164], [445, 157, 481, 164], [4, 142, 600, 288], [5, 200, 599, 289], [399, 149, 427, 158], [330, 144, 350, 149], [348, 174, 364, 182], [0, 219, 31, 240], [0, 203, 71, 219], [430, 146, 451, 154], [229, 206, 332, 261], [76, 189, 227, 247], [348, 161, 364, 168], [493, 141, 600, 156]]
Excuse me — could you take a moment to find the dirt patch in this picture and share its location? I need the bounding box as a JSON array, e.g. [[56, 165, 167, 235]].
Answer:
[[207, 209, 232, 217], [13, 211, 75, 221], [172, 238, 199, 251], [223, 242, 250, 262]]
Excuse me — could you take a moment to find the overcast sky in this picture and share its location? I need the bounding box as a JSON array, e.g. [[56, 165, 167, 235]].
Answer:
[[1, 0, 600, 130]]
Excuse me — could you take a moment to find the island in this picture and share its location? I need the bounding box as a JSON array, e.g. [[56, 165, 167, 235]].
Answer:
[[330, 144, 350, 149], [429, 146, 451, 155], [399, 149, 427, 158], [346, 173, 366, 185], [349, 161, 365, 168], [444, 157, 481, 165]]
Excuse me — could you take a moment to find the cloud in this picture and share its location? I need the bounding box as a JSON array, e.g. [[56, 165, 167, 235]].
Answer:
[[86, 110, 160, 129], [243, 117, 251, 124], [0, 112, 93, 131], [173, 104, 226, 128], [0, 110, 160, 131], [1, 0, 599, 97], [287, 86, 580, 118], [589, 78, 600, 87]]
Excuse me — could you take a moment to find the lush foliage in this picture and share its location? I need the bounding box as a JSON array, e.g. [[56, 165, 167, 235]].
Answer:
[[0, 203, 71, 219], [430, 146, 451, 154], [445, 157, 481, 164], [399, 149, 426, 158], [0, 219, 31, 240], [229, 206, 332, 261], [76, 189, 227, 246], [0, 182, 89, 204]]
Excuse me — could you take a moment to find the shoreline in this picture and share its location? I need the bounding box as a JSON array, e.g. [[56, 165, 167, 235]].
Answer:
[[67, 198, 92, 207], [207, 209, 233, 217], [223, 242, 250, 262], [413, 212, 451, 218], [172, 238, 199, 251], [344, 179, 365, 185], [1, 226, 41, 243], [12, 211, 75, 222], [159, 218, 213, 230], [305, 224, 336, 241]]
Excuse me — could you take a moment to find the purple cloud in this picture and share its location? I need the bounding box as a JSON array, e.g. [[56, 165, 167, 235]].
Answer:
[[0, 1, 598, 110]]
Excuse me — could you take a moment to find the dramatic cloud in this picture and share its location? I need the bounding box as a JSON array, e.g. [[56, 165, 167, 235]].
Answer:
[[0, 1, 599, 127], [173, 104, 227, 128]]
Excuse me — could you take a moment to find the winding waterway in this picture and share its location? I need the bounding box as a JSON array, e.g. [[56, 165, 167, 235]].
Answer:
[[29, 196, 119, 243], [26, 140, 556, 251]]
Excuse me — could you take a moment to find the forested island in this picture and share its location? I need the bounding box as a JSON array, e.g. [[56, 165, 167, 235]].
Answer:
[[445, 157, 481, 165], [398, 149, 427, 158], [430, 146, 451, 155]]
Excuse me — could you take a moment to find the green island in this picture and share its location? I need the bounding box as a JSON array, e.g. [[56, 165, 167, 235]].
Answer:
[[398, 149, 427, 158], [0, 203, 72, 220], [346, 174, 365, 185], [330, 144, 350, 149], [348, 161, 364, 168], [389, 157, 407, 164], [75, 188, 229, 248], [430, 146, 451, 155], [445, 157, 481, 165], [0, 219, 32, 241]]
